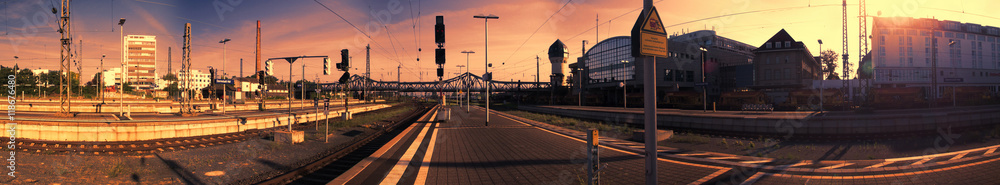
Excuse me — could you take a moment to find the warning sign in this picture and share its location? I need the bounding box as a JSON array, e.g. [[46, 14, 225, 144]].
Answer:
[[631, 6, 669, 58]]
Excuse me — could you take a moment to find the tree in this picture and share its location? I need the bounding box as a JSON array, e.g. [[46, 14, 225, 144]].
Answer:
[[820, 50, 841, 80], [162, 73, 178, 81]]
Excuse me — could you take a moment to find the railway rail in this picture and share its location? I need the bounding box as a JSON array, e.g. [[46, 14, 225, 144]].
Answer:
[[251, 103, 435, 185], [14, 103, 403, 155]]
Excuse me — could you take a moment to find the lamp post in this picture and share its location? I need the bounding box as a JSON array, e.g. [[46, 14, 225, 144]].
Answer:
[[461, 50, 474, 112], [100, 54, 105, 105], [118, 18, 126, 117], [473, 14, 498, 126], [699, 47, 708, 112], [620, 60, 629, 109], [219, 38, 230, 115], [818, 39, 823, 111]]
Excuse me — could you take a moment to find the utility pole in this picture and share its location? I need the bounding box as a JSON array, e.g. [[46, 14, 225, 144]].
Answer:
[[119, 18, 126, 117], [220, 38, 231, 115], [182, 23, 193, 115], [366, 44, 371, 102], [168, 47, 172, 75], [842, 0, 851, 107], [58, 0, 72, 116]]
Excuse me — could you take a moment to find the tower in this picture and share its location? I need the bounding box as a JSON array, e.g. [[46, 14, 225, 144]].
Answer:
[[548, 39, 569, 87]]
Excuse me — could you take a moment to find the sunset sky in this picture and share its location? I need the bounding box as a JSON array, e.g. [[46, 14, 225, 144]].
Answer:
[[1, 0, 998, 83]]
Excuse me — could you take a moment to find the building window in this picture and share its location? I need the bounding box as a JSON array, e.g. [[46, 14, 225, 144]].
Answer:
[[784, 68, 791, 79], [784, 41, 791, 48], [908, 58, 914, 67], [686, 71, 694, 82], [907, 37, 913, 46], [767, 42, 772, 48]]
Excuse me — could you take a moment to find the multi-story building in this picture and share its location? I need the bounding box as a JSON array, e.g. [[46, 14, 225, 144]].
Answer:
[[174, 69, 212, 90], [752, 29, 823, 103], [577, 31, 756, 106], [124, 35, 157, 90], [872, 17, 1000, 96]]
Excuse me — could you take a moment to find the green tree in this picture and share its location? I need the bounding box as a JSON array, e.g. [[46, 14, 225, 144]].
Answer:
[[820, 50, 841, 80], [162, 73, 178, 81]]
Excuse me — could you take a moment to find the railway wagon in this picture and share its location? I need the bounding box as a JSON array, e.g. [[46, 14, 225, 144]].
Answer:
[[938, 86, 993, 106], [718, 91, 770, 110], [662, 91, 703, 109], [780, 88, 845, 110], [873, 87, 926, 109]]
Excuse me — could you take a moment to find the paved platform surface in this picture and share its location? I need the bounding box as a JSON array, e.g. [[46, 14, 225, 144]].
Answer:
[[341, 105, 1000, 184]]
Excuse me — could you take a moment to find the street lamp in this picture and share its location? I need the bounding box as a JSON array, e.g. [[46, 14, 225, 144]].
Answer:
[[219, 38, 231, 115], [100, 54, 106, 106], [461, 50, 475, 112], [699, 47, 708, 112], [620, 60, 629, 109], [118, 18, 126, 117], [473, 14, 498, 126], [818, 39, 823, 112]]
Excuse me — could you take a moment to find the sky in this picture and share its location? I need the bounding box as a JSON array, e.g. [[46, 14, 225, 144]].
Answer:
[[1, 0, 999, 83]]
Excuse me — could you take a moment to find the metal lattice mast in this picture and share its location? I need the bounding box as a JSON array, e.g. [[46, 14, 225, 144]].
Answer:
[[78, 39, 83, 98], [859, 0, 871, 106], [182, 23, 193, 114], [366, 44, 370, 102], [842, 0, 851, 106], [58, 0, 72, 114]]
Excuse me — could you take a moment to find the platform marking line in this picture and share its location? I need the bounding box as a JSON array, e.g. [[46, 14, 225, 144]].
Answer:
[[765, 154, 1000, 180], [495, 110, 728, 171], [986, 147, 998, 155], [910, 157, 934, 165], [818, 163, 853, 169], [676, 153, 711, 156], [378, 108, 438, 185], [328, 106, 438, 185], [864, 161, 895, 169], [707, 156, 740, 160], [687, 168, 732, 185], [949, 152, 969, 161], [737, 172, 766, 185], [413, 121, 439, 185], [740, 159, 773, 164]]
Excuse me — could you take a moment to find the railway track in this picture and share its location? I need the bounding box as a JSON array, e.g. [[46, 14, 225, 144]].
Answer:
[[14, 103, 400, 155], [251, 103, 435, 185]]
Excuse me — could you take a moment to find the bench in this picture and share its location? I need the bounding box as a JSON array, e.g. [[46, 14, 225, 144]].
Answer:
[[741, 104, 773, 114]]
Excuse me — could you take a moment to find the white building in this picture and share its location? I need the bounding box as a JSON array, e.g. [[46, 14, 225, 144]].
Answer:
[[124, 35, 158, 90], [175, 69, 212, 90], [872, 17, 1000, 96]]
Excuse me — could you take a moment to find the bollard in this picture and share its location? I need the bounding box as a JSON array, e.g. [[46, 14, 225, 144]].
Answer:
[[587, 129, 599, 185], [713, 102, 716, 112]]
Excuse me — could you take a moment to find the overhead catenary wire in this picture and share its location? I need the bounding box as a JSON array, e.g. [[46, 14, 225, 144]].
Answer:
[[313, 0, 420, 79], [499, 0, 574, 65]]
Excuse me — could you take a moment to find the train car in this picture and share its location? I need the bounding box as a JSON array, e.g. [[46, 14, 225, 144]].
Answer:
[[939, 86, 992, 106], [873, 87, 926, 109], [781, 88, 845, 110], [662, 91, 703, 109], [718, 91, 770, 110]]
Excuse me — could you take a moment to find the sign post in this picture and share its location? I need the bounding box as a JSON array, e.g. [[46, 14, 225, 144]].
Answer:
[[631, 5, 667, 185], [587, 129, 600, 185]]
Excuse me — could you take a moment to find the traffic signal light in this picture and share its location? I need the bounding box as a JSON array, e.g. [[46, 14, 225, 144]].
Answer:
[[265, 61, 273, 75], [339, 49, 350, 71], [435, 16, 445, 44], [437, 67, 444, 77], [209, 68, 216, 80], [435, 48, 445, 64], [323, 58, 331, 75]]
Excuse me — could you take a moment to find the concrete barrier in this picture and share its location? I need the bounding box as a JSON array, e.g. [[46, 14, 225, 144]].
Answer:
[[6, 104, 391, 142], [519, 106, 1000, 137]]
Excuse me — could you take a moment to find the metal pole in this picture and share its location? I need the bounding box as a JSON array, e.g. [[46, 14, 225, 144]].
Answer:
[[623, 60, 627, 109], [643, 56, 657, 185], [701, 49, 707, 112], [289, 61, 293, 132], [120, 23, 124, 116], [819, 40, 823, 111], [486, 18, 490, 126], [222, 41, 227, 115], [643, 4, 655, 185]]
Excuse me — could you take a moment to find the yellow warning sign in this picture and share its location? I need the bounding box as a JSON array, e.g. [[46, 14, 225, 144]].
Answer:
[[635, 6, 668, 58], [641, 8, 666, 34]]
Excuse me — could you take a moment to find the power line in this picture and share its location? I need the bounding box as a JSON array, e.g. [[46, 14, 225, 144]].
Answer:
[[499, 0, 574, 65]]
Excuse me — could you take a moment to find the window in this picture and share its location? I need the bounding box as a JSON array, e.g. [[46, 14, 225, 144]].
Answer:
[[784, 68, 791, 79], [907, 37, 913, 46], [908, 47, 913, 56], [785, 56, 789, 64], [765, 57, 771, 64], [784, 41, 791, 48], [766, 42, 772, 48], [899, 36, 904, 44], [685, 71, 694, 82], [908, 58, 914, 67]]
